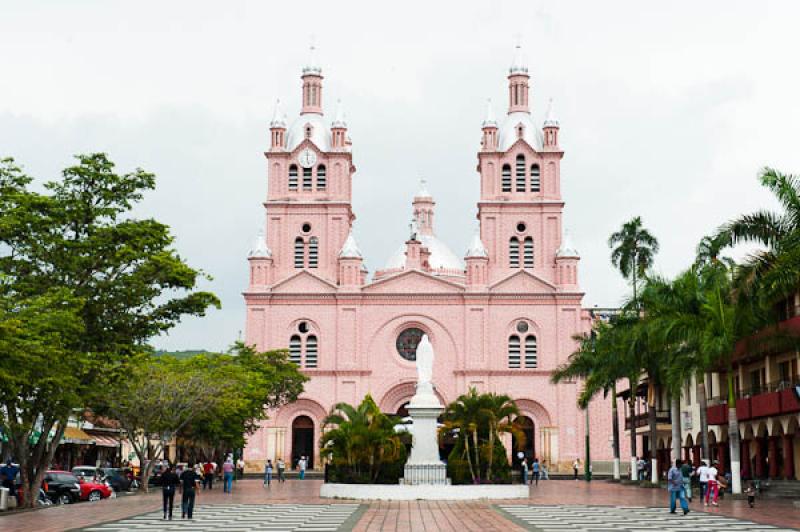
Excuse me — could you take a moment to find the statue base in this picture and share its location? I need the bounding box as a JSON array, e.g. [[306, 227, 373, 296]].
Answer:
[[400, 463, 449, 485]]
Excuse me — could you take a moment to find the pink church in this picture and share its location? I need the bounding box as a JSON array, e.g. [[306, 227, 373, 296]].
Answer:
[[242, 46, 618, 474]]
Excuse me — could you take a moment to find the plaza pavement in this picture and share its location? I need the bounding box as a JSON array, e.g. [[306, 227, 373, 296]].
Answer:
[[0, 478, 796, 531]]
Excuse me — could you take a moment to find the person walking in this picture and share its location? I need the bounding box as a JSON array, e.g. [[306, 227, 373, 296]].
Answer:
[[680, 459, 693, 502], [521, 458, 529, 485], [202, 461, 214, 490], [744, 480, 756, 508], [573, 459, 580, 480], [0, 459, 19, 500], [277, 458, 286, 483], [637, 457, 646, 481], [541, 461, 550, 480], [264, 460, 273, 487], [696, 460, 709, 502], [236, 457, 245, 480], [160, 466, 180, 520], [532, 458, 541, 486], [179, 461, 201, 520], [668, 459, 690, 515], [298, 456, 307, 480], [222, 458, 234, 493], [705, 461, 720, 507]]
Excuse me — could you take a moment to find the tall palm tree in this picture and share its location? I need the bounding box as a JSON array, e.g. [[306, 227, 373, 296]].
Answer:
[[608, 216, 659, 480], [477, 393, 522, 482], [609, 216, 660, 304]]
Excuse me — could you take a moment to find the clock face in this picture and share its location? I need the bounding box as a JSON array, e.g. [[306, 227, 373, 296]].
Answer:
[[299, 148, 317, 168]]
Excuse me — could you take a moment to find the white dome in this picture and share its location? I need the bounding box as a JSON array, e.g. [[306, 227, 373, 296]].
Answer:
[[286, 113, 332, 152], [384, 234, 465, 271], [498, 111, 543, 152]]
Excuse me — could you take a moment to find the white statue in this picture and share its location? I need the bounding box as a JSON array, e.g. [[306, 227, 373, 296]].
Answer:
[[415, 334, 434, 389]]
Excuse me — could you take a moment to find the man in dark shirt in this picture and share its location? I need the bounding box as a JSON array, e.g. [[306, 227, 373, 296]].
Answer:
[[179, 462, 201, 519], [0, 459, 19, 498], [160, 466, 180, 520]]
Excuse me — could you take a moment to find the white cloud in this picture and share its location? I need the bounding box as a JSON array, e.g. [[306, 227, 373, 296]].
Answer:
[[1, 0, 798, 349]]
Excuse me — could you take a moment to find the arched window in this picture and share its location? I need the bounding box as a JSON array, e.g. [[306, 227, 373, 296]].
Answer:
[[302, 167, 312, 190], [530, 164, 540, 192], [305, 335, 318, 368], [508, 335, 521, 368], [509, 237, 520, 268], [294, 237, 305, 268], [516, 154, 526, 192], [289, 335, 302, 365], [289, 165, 298, 191], [308, 237, 318, 268], [501, 164, 512, 192], [523, 237, 534, 268], [524, 335, 537, 368], [316, 164, 326, 190]]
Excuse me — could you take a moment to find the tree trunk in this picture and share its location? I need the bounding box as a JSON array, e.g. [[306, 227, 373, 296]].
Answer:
[[486, 427, 494, 482], [463, 435, 476, 483], [472, 429, 481, 482], [671, 394, 681, 466], [611, 385, 621, 480], [628, 394, 638, 481], [696, 375, 710, 461], [727, 372, 742, 494], [648, 383, 658, 484]]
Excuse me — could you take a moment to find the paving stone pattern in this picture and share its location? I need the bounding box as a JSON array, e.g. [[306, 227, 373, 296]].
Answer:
[[497, 505, 798, 532], [81, 503, 363, 532]]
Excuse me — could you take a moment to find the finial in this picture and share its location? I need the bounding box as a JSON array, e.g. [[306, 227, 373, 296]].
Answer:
[[302, 38, 322, 75], [509, 38, 528, 75], [332, 99, 347, 128], [543, 98, 560, 128], [339, 229, 362, 258], [482, 98, 497, 128], [270, 99, 286, 128], [248, 229, 272, 258], [416, 177, 431, 198], [557, 230, 579, 258], [465, 228, 488, 258], [409, 217, 420, 240]]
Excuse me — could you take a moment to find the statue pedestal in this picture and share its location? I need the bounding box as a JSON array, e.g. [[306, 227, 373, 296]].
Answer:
[[400, 390, 449, 485]]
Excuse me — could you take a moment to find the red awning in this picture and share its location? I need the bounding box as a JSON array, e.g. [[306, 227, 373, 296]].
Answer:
[[85, 431, 120, 448]]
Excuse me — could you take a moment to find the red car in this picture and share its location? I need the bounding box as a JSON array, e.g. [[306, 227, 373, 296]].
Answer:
[[75, 475, 114, 502]]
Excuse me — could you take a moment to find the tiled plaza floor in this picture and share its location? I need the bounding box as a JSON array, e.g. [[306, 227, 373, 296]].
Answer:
[[0, 478, 797, 532]]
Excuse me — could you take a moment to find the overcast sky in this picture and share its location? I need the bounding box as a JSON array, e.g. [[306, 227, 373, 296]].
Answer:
[[2, 1, 799, 351]]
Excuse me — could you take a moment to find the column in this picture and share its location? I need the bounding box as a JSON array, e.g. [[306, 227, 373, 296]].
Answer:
[[718, 443, 727, 475], [684, 446, 691, 463], [692, 445, 700, 467], [754, 437, 764, 478], [741, 440, 750, 478], [768, 436, 779, 479], [782, 434, 795, 480]]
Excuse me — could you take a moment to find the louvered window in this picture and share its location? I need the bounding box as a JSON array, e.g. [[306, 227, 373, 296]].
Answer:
[[289, 335, 302, 365], [305, 335, 318, 368], [308, 237, 318, 268], [508, 335, 521, 368], [317, 165, 326, 190], [509, 237, 520, 268], [523, 237, 534, 268], [530, 164, 540, 192], [289, 165, 298, 191], [524, 335, 538, 368], [294, 237, 305, 268], [502, 164, 511, 192], [303, 167, 312, 190], [516, 155, 526, 192]]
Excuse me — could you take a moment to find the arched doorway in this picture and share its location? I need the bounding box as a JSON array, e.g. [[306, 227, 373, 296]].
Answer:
[[512, 416, 535, 468], [291, 415, 314, 470]]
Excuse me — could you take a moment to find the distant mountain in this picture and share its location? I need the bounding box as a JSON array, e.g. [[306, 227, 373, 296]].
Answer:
[[153, 349, 211, 359]]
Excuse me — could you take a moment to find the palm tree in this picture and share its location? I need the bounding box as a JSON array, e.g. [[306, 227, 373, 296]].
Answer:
[[320, 394, 406, 482], [477, 393, 522, 482], [552, 324, 632, 481], [609, 216, 660, 304], [439, 388, 483, 482]]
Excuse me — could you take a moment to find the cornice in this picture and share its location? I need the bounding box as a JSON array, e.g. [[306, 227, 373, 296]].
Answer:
[[301, 369, 372, 377], [453, 369, 554, 377]]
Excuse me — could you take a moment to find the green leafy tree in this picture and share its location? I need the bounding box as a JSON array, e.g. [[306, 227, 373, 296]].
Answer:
[[0, 288, 84, 507], [0, 155, 219, 504], [320, 395, 407, 483], [609, 216, 660, 304]]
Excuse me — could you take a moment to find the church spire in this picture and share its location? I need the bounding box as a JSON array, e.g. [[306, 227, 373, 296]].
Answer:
[[508, 43, 530, 114], [301, 43, 323, 115]]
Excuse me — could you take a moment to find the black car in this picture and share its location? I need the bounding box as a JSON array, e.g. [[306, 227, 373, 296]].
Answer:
[[43, 471, 81, 504], [101, 468, 132, 492]]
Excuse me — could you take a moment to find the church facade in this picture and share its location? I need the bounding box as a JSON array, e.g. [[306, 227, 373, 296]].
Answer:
[[242, 47, 616, 473]]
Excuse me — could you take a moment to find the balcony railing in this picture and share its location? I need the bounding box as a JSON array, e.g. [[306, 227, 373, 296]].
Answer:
[[706, 378, 800, 425], [624, 410, 671, 430]]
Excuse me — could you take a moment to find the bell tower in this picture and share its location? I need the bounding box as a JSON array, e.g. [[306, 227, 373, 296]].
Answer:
[[258, 46, 357, 286]]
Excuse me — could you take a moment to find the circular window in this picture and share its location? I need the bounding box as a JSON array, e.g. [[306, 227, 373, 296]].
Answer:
[[396, 328, 425, 361], [298, 321, 309, 333], [516, 321, 529, 333], [301, 223, 312, 234], [516, 222, 527, 233]]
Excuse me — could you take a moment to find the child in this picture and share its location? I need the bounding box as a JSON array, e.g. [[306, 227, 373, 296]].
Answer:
[[744, 481, 756, 508]]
